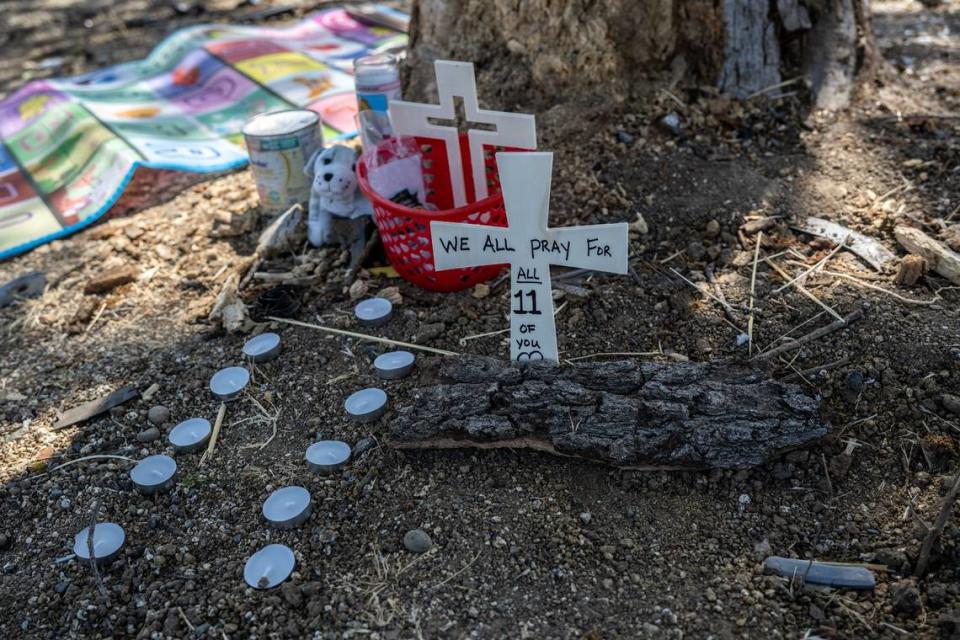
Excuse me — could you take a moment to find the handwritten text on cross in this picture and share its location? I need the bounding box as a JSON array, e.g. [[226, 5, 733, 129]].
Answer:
[[430, 152, 628, 362], [389, 60, 537, 208]]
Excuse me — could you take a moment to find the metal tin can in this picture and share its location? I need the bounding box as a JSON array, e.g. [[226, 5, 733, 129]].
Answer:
[[243, 109, 323, 214]]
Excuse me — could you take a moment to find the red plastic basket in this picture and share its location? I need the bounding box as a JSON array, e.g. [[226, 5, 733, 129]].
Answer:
[[357, 133, 521, 292]]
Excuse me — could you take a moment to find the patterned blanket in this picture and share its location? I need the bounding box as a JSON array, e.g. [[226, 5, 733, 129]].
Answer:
[[0, 7, 405, 259]]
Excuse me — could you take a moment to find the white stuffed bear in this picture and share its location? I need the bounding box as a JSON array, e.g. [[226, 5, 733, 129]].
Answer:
[[304, 145, 373, 258]]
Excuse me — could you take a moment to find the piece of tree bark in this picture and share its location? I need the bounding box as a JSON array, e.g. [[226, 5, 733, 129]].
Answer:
[[388, 356, 828, 469], [83, 265, 139, 295], [895, 226, 960, 286], [405, 0, 875, 109], [895, 254, 927, 287]]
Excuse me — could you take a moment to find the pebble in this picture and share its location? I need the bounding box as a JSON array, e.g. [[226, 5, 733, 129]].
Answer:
[[137, 427, 161, 444], [54, 581, 69, 594], [942, 393, 960, 416], [281, 582, 303, 607], [615, 130, 634, 145], [705, 219, 720, 237], [352, 437, 375, 457], [579, 512, 592, 525], [686, 241, 706, 261], [891, 579, 921, 618], [403, 529, 432, 554], [0, 534, 8, 550], [58, 497, 71, 510], [846, 370, 865, 392], [148, 405, 170, 425]]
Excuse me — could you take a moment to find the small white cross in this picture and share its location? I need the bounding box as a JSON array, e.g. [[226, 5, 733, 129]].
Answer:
[[430, 152, 628, 362], [389, 60, 537, 208]]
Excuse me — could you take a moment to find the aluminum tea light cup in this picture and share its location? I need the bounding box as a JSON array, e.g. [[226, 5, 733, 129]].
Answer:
[[374, 350, 415, 380], [210, 366, 250, 401], [244, 543, 296, 590], [354, 297, 393, 327], [243, 332, 281, 363], [169, 418, 211, 453], [344, 388, 387, 423], [73, 523, 125, 563], [306, 440, 352, 474], [262, 486, 312, 530], [130, 455, 177, 494]]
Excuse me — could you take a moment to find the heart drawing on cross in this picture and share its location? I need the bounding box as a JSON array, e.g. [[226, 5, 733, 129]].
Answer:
[[429, 152, 629, 362], [388, 60, 538, 208]]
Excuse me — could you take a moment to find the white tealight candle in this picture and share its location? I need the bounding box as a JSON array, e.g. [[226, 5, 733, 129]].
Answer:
[[244, 543, 295, 590], [169, 418, 211, 453], [243, 332, 281, 363], [306, 440, 352, 474], [262, 486, 312, 529], [354, 297, 393, 327], [73, 522, 125, 563], [344, 388, 387, 422], [130, 455, 177, 494], [374, 350, 415, 380], [210, 366, 250, 401]]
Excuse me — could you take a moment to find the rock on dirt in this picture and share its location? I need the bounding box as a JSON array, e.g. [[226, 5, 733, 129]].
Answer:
[[942, 394, 960, 416], [147, 405, 170, 425], [403, 529, 432, 554], [83, 264, 139, 295], [137, 427, 160, 444], [891, 579, 921, 618]]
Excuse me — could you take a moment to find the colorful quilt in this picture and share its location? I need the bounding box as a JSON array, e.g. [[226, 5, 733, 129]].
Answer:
[[0, 8, 405, 260]]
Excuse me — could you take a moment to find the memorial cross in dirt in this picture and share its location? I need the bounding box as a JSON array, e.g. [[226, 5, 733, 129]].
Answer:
[[430, 152, 628, 362], [389, 59, 537, 207]]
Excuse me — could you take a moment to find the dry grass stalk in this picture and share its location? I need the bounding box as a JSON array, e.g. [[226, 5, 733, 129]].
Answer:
[[747, 231, 762, 355], [269, 316, 458, 356], [200, 402, 227, 466]]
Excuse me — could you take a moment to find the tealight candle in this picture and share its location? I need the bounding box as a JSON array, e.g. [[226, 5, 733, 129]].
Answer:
[[374, 350, 415, 379], [210, 366, 250, 401], [354, 297, 392, 327], [73, 522, 125, 563], [243, 332, 281, 363], [244, 543, 295, 590], [262, 486, 312, 529], [130, 455, 177, 494], [344, 388, 387, 422], [168, 418, 211, 453], [306, 440, 352, 474]]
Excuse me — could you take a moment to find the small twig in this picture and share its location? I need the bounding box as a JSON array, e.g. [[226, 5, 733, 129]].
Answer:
[[86, 499, 109, 600], [748, 231, 762, 355], [565, 350, 665, 362], [669, 268, 744, 329], [914, 472, 960, 577], [459, 327, 509, 346], [42, 454, 135, 477], [773, 236, 849, 294], [753, 309, 863, 361], [821, 270, 941, 306], [429, 550, 483, 592], [746, 76, 803, 99], [200, 402, 227, 466], [781, 355, 851, 382], [269, 316, 458, 356], [177, 607, 195, 632], [765, 259, 844, 321], [821, 453, 834, 499], [83, 302, 108, 336]]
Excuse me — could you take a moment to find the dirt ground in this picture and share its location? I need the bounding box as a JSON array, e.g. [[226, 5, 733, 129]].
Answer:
[[2, 1, 960, 638]]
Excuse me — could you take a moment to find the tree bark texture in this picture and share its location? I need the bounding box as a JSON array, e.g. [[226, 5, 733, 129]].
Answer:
[[388, 356, 829, 469], [405, 0, 874, 109]]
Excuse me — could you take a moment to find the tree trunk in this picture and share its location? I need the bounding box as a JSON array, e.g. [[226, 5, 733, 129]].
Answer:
[[388, 356, 828, 469], [405, 0, 875, 110]]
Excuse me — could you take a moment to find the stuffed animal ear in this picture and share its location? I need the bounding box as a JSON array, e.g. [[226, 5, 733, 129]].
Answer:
[[304, 148, 324, 178]]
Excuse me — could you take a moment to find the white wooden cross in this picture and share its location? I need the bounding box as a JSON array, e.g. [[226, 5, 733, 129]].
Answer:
[[430, 152, 629, 362], [389, 60, 537, 208]]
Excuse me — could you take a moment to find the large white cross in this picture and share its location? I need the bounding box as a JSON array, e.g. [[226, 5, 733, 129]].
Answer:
[[430, 152, 629, 362], [389, 60, 537, 208]]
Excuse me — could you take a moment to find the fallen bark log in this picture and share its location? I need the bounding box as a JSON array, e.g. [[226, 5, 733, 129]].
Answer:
[[388, 356, 828, 469]]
